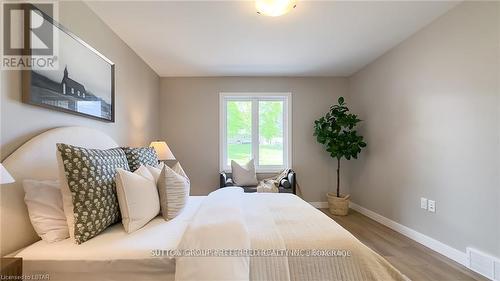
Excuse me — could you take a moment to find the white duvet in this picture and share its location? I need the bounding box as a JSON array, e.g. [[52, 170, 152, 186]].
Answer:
[[175, 187, 409, 281], [175, 187, 251, 281]]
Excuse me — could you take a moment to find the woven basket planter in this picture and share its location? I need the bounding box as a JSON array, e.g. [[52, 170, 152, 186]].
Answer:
[[327, 193, 350, 216]]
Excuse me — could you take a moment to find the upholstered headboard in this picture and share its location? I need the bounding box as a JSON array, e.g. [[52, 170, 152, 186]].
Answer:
[[1, 127, 118, 256]]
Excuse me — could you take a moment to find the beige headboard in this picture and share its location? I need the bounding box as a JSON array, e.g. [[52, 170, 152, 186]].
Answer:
[[1, 127, 118, 256]]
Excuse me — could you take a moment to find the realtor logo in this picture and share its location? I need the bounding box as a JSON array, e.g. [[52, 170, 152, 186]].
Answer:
[[1, 2, 58, 70]]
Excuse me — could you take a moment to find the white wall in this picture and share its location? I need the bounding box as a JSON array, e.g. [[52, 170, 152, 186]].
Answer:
[[159, 77, 349, 201], [0, 1, 160, 160], [348, 1, 500, 257]]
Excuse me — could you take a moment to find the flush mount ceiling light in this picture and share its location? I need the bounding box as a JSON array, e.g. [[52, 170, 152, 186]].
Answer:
[[256, 0, 297, 17]]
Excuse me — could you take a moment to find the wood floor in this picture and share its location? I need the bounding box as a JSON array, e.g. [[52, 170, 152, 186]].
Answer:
[[321, 209, 489, 281]]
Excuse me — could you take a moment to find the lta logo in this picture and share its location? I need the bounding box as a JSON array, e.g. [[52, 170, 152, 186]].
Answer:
[[2, 2, 58, 69]]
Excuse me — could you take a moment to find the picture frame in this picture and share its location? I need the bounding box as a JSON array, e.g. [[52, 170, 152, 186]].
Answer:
[[22, 4, 115, 122]]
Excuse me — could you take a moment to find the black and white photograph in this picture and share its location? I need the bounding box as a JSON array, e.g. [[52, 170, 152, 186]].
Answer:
[[23, 8, 114, 122]]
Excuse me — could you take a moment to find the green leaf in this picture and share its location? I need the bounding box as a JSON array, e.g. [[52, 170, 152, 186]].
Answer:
[[313, 96, 366, 164]]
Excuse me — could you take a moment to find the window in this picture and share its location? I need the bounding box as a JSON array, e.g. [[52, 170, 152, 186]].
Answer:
[[220, 93, 291, 172]]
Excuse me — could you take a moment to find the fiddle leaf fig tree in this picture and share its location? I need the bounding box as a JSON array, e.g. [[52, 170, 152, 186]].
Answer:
[[313, 97, 367, 198]]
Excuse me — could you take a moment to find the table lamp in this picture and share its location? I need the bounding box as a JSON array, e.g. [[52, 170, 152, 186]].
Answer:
[[149, 141, 176, 161]]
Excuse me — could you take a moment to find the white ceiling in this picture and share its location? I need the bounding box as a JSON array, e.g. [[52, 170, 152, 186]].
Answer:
[[86, 1, 458, 77]]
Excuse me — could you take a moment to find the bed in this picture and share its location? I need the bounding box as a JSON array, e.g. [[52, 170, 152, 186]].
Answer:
[[15, 198, 204, 281], [1, 127, 409, 281]]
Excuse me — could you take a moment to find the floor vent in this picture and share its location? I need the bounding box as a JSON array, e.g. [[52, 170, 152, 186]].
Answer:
[[466, 248, 500, 280]]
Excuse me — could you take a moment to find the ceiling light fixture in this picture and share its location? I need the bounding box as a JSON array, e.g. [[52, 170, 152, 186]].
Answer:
[[256, 0, 297, 17]]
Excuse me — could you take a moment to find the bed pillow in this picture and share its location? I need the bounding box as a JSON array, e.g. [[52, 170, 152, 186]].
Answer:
[[23, 179, 69, 242], [146, 162, 165, 183], [57, 143, 130, 244], [231, 159, 258, 186], [121, 147, 159, 172], [157, 163, 190, 220], [115, 165, 160, 233]]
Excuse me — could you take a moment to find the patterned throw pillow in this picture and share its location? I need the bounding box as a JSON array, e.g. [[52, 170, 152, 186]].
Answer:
[[121, 147, 159, 172], [56, 143, 130, 244], [157, 163, 190, 220]]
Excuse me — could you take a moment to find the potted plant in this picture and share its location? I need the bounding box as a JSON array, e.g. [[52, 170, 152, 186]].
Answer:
[[313, 97, 366, 216]]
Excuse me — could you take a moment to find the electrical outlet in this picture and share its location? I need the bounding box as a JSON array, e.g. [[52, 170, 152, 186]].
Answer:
[[428, 200, 436, 212], [420, 198, 428, 209]]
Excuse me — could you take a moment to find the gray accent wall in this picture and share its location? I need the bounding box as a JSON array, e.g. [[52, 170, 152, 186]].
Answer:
[[348, 1, 500, 257], [159, 77, 349, 200], [0, 1, 160, 160]]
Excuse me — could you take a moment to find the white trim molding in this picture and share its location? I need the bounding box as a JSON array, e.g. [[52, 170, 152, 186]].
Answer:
[[219, 92, 292, 173], [349, 202, 468, 266], [311, 201, 498, 280], [310, 202, 467, 265]]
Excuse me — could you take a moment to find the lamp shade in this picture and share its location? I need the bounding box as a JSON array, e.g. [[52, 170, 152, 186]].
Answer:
[[0, 163, 15, 184], [150, 141, 175, 161]]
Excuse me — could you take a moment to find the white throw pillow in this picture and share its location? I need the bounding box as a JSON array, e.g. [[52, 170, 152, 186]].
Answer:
[[231, 159, 258, 186], [23, 179, 70, 242], [146, 162, 165, 183], [157, 163, 190, 220], [115, 165, 160, 233]]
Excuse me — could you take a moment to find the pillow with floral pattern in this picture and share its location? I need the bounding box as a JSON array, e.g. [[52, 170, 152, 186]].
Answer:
[[121, 147, 159, 172], [57, 143, 130, 244]]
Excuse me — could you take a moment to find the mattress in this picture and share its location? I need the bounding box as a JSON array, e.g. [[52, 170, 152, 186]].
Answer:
[[15, 196, 205, 281]]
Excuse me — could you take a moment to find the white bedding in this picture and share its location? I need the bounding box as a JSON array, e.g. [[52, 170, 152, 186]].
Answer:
[[176, 189, 409, 281], [16, 191, 408, 281], [175, 187, 251, 281], [15, 196, 205, 281]]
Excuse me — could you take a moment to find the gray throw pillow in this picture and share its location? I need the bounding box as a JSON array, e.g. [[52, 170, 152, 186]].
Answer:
[[231, 159, 258, 186], [122, 147, 159, 172], [57, 143, 130, 244]]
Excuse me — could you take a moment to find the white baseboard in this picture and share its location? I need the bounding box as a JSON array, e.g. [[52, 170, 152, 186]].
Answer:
[[348, 202, 468, 266], [310, 200, 497, 280]]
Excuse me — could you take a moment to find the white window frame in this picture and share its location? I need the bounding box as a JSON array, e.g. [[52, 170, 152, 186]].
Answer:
[[219, 92, 292, 173]]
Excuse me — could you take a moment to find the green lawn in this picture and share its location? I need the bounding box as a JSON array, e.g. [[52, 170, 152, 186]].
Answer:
[[228, 143, 283, 166]]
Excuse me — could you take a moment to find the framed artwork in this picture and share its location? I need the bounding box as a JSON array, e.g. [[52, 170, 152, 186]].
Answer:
[[22, 5, 115, 122]]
